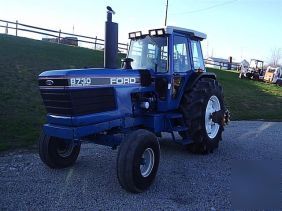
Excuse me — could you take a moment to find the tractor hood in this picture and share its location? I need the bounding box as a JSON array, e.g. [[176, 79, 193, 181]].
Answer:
[[38, 67, 153, 127], [38, 68, 147, 88]]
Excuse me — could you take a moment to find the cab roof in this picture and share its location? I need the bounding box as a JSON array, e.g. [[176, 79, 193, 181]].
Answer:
[[129, 26, 207, 40], [165, 26, 207, 40]]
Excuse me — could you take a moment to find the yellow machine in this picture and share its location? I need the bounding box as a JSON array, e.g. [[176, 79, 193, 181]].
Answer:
[[264, 66, 282, 83]]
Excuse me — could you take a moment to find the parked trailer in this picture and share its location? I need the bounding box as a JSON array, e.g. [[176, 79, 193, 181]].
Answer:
[[37, 7, 230, 193]]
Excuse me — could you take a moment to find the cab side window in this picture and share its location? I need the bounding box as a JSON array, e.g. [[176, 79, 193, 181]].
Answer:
[[173, 36, 191, 72], [191, 40, 205, 70]]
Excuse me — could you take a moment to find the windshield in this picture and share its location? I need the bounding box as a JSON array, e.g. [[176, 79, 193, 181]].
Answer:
[[267, 68, 275, 73], [127, 35, 168, 72]]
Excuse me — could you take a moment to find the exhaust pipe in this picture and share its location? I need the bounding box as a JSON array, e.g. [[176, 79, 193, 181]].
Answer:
[[104, 6, 118, 69]]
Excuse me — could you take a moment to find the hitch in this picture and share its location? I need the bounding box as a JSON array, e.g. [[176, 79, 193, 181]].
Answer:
[[212, 109, 230, 126]]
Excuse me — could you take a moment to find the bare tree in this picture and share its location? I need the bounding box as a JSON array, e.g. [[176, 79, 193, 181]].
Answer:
[[269, 48, 282, 67]]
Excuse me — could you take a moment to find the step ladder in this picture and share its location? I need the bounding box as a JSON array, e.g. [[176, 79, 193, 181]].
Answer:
[[166, 113, 191, 144]]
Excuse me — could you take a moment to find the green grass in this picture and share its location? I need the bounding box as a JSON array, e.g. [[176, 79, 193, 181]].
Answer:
[[208, 68, 282, 120], [0, 34, 123, 151], [0, 34, 281, 151]]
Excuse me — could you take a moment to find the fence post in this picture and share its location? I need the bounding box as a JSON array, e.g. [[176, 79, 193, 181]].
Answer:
[[58, 29, 61, 44], [94, 36, 97, 50], [5, 23, 8, 34], [15, 20, 18, 36]]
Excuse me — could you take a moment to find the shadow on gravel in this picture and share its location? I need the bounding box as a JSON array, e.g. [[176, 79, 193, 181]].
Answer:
[[159, 139, 185, 152]]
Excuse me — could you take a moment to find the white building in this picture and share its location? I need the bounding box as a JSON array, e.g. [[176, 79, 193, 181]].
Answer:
[[205, 57, 229, 70]]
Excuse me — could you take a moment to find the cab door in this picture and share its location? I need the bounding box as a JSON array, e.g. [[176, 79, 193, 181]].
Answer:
[[190, 39, 206, 72], [168, 34, 192, 109]]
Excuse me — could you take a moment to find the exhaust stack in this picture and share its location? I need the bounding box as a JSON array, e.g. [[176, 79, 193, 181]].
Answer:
[[104, 6, 118, 69]]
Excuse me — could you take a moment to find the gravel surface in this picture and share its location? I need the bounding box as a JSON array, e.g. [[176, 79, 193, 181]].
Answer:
[[0, 121, 281, 210]]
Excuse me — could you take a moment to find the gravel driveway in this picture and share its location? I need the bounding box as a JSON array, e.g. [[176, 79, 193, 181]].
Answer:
[[0, 121, 281, 210]]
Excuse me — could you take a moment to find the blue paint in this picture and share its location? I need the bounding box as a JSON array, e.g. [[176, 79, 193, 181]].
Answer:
[[39, 28, 212, 146]]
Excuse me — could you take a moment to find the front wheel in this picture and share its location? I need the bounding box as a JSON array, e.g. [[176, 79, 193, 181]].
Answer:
[[117, 129, 160, 193], [38, 133, 81, 168]]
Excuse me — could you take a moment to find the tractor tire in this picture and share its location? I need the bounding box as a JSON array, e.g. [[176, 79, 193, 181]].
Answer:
[[117, 129, 160, 193], [38, 132, 81, 169], [180, 78, 225, 154]]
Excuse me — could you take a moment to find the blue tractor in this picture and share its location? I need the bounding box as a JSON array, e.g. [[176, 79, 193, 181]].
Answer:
[[38, 7, 230, 193]]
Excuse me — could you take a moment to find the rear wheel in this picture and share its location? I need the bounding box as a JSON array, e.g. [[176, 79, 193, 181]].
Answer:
[[180, 78, 226, 154], [117, 129, 160, 193], [38, 133, 81, 168]]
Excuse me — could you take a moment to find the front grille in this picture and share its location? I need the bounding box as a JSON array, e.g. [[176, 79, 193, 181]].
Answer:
[[40, 88, 116, 116]]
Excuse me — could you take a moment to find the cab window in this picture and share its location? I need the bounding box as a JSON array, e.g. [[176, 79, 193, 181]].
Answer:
[[191, 40, 205, 70], [128, 36, 168, 73], [173, 36, 191, 72]]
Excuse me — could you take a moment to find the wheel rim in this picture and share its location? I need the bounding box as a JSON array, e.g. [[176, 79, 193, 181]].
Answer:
[[205, 95, 221, 139], [56, 139, 75, 158], [140, 148, 155, 177]]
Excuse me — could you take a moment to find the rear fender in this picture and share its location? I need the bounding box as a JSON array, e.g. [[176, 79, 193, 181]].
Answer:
[[185, 72, 216, 92]]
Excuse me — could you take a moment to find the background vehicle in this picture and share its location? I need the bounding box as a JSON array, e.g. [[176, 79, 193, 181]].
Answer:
[[238, 59, 250, 78], [239, 59, 264, 80], [60, 37, 78, 46], [37, 7, 229, 193], [264, 66, 282, 83]]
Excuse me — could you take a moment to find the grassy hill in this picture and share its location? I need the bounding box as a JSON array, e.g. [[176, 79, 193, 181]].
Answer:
[[209, 69, 282, 120], [0, 34, 281, 151], [0, 34, 120, 151]]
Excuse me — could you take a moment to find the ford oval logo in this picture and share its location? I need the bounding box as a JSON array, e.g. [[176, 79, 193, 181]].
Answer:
[[45, 80, 54, 86]]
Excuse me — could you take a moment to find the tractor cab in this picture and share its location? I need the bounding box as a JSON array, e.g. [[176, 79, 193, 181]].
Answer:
[[248, 59, 264, 80], [127, 26, 207, 111]]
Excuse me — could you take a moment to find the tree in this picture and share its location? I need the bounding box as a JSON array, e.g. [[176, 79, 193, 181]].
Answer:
[[269, 48, 282, 67]]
